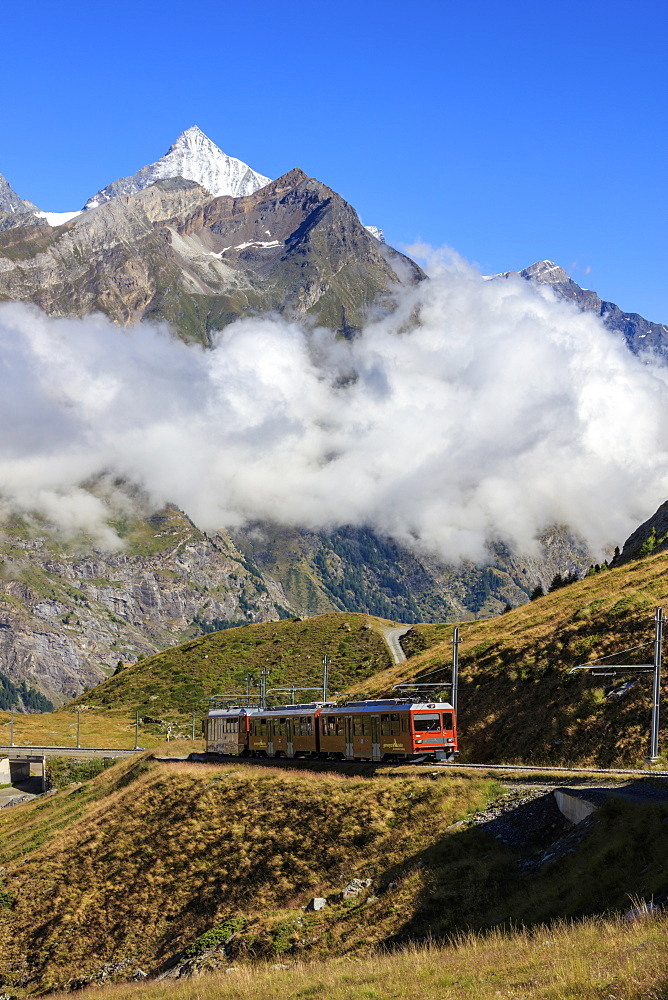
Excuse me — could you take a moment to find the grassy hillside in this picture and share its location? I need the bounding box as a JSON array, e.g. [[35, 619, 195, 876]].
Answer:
[[0, 756, 497, 993], [361, 550, 668, 767], [47, 915, 668, 1000], [70, 613, 394, 716], [0, 756, 665, 996]]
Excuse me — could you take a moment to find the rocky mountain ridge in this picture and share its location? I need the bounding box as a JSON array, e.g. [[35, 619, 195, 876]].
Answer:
[[503, 260, 668, 357], [0, 168, 421, 342], [0, 508, 295, 706]]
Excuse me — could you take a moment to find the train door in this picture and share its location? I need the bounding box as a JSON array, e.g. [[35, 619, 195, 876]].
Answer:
[[344, 716, 354, 759], [286, 717, 294, 758], [267, 718, 275, 757], [371, 715, 381, 761]]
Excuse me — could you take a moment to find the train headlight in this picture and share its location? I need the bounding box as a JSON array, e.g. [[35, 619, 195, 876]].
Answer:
[[415, 739, 423, 744]]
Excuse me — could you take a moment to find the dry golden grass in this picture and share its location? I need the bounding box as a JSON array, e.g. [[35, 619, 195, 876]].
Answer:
[[0, 756, 499, 994], [0, 708, 178, 750], [48, 913, 668, 1000]]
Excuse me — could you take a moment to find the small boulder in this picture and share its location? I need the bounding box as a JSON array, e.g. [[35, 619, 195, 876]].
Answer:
[[306, 897, 327, 911], [333, 878, 372, 902], [623, 902, 660, 922]]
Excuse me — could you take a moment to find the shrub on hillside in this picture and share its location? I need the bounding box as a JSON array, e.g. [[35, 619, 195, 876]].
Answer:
[[183, 917, 246, 959]]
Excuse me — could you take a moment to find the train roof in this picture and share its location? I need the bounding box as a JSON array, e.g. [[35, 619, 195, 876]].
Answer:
[[251, 703, 328, 718], [206, 699, 454, 719], [320, 700, 453, 714], [206, 706, 260, 717]]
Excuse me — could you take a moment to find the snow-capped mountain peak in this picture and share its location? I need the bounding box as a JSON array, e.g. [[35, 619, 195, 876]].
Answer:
[[84, 127, 271, 210]]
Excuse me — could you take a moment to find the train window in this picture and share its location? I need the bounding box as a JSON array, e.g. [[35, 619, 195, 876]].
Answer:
[[401, 715, 409, 732], [353, 717, 361, 736], [413, 713, 441, 732], [381, 714, 390, 736], [443, 712, 453, 731], [390, 713, 400, 736]]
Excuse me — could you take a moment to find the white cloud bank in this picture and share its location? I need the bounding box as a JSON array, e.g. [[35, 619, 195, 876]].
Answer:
[[1, 251, 667, 560]]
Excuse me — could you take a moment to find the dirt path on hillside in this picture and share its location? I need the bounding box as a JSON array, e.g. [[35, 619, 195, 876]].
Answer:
[[381, 626, 411, 665]]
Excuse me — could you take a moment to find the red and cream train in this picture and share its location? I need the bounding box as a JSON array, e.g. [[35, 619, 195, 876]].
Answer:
[[203, 698, 458, 762]]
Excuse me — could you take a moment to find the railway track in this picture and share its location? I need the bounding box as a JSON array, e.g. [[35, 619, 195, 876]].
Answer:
[[427, 761, 668, 778], [4, 743, 666, 780]]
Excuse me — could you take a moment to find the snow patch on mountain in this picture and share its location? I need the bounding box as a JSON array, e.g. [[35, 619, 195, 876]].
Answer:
[[83, 126, 271, 211], [365, 225, 385, 242], [35, 210, 82, 227]]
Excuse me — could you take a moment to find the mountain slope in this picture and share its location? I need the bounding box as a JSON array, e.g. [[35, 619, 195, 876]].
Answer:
[[0, 506, 295, 707], [234, 523, 592, 622], [84, 126, 271, 209], [0, 752, 665, 995], [363, 548, 668, 766], [0, 170, 422, 342], [504, 260, 668, 356], [0, 511, 593, 707], [0, 172, 41, 234]]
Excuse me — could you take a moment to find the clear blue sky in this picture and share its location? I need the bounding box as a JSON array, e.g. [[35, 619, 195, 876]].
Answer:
[[1, 0, 666, 321]]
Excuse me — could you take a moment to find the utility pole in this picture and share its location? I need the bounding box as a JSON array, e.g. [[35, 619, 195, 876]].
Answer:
[[260, 665, 269, 709], [245, 674, 253, 706], [76, 709, 81, 749], [322, 655, 330, 704], [650, 606, 663, 761], [9, 710, 14, 747], [191, 712, 196, 741], [451, 626, 460, 715], [134, 711, 139, 750], [570, 605, 663, 762]]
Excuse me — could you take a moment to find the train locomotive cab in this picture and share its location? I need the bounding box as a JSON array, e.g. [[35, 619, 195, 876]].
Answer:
[[410, 702, 457, 761], [203, 707, 258, 756]]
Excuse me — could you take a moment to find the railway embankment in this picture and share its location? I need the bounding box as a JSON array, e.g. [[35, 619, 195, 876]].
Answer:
[[0, 754, 665, 996]]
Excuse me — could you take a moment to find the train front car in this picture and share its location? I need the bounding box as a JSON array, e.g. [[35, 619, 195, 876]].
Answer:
[[319, 699, 457, 762], [203, 707, 257, 756], [409, 701, 458, 761]]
